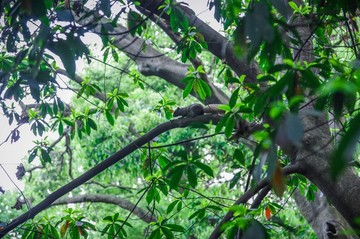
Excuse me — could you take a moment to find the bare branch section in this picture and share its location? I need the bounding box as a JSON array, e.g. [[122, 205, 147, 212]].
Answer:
[[0, 114, 221, 237], [53, 194, 156, 223]]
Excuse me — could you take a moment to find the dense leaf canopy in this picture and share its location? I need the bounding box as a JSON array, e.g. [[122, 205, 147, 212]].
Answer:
[[1, 0, 360, 238]]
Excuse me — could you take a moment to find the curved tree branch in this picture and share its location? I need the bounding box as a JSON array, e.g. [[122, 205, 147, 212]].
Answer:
[[52, 194, 156, 223], [0, 114, 222, 237], [73, 8, 228, 104], [135, 0, 261, 83]]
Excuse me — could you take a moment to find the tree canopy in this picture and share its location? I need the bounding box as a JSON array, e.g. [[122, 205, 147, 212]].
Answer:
[[1, 0, 360, 238]]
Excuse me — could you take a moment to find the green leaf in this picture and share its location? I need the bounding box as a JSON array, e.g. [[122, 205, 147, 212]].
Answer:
[[176, 201, 183, 212], [127, 10, 145, 36], [40, 148, 51, 163], [183, 79, 194, 98], [329, 59, 345, 73], [229, 172, 241, 189], [105, 110, 115, 126], [163, 224, 185, 232], [169, 165, 185, 189], [146, 185, 160, 204], [148, 228, 161, 239], [188, 208, 205, 220], [215, 113, 230, 133], [187, 166, 197, 188], [229, 88, 240, 108], [28, 149, 38, 163], [87, 118, 97, 130], [99, 0, 111, 17], [193, 161, 214, 177], [288, 1, 299, 11], [166, 200, 179, 214], [161, 227, 174, 239], [58, 121, 64, 135], [198, 79, 212, 98], [69, 225, 80, 239], [224, 114, 235, 138], [234, 149, 245, 166]]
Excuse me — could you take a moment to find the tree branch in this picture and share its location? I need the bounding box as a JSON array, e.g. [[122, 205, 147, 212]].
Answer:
[[209, 164, 302, 239], [52, 194, 156, 223], [135, 0, 261, 83], [74, 8, 227, 104], [0, 114, 221, 237]]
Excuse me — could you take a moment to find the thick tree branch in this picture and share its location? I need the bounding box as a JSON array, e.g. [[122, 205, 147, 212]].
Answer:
[[138, 7, 229, 103], [135, 0, 261, 83], [74, 8, 228, 104], [0, 114, 221, 237], [52, 194, 156, 223]]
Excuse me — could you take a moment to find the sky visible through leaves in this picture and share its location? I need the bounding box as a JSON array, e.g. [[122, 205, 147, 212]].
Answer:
[[0, 0, 218, 191]]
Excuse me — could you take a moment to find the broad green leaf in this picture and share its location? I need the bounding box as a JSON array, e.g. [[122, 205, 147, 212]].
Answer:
[[183, 79, 194, 98], [50, 39, 76, 78], [127, 10, 145, 36], [229, 171, 241, 189], [229, 88, 240, 108], [224, 114, 235, 138], [87, 118, 97, 130], [40, 148, 51, 163], [193, 161, 214, 177], [215, 113, 230, 133], [28, 149, 37, 163], [234, 149, 245, 166], [169, 165, 185, 189], [105, 110, 115, 126], [161, 227, 174, 239], [187, 166, 197, 188], [166, 200, 179, 214]]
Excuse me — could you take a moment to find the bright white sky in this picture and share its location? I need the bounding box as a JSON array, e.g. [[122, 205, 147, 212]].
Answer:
[[0, 1, 220, 191]]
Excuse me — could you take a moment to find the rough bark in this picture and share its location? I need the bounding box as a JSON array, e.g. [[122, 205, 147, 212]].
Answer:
[[294, 190, 359, 239], [293, 9, 360, 233], [53, 194, 156, 223], [298, 112, 360, 233]]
